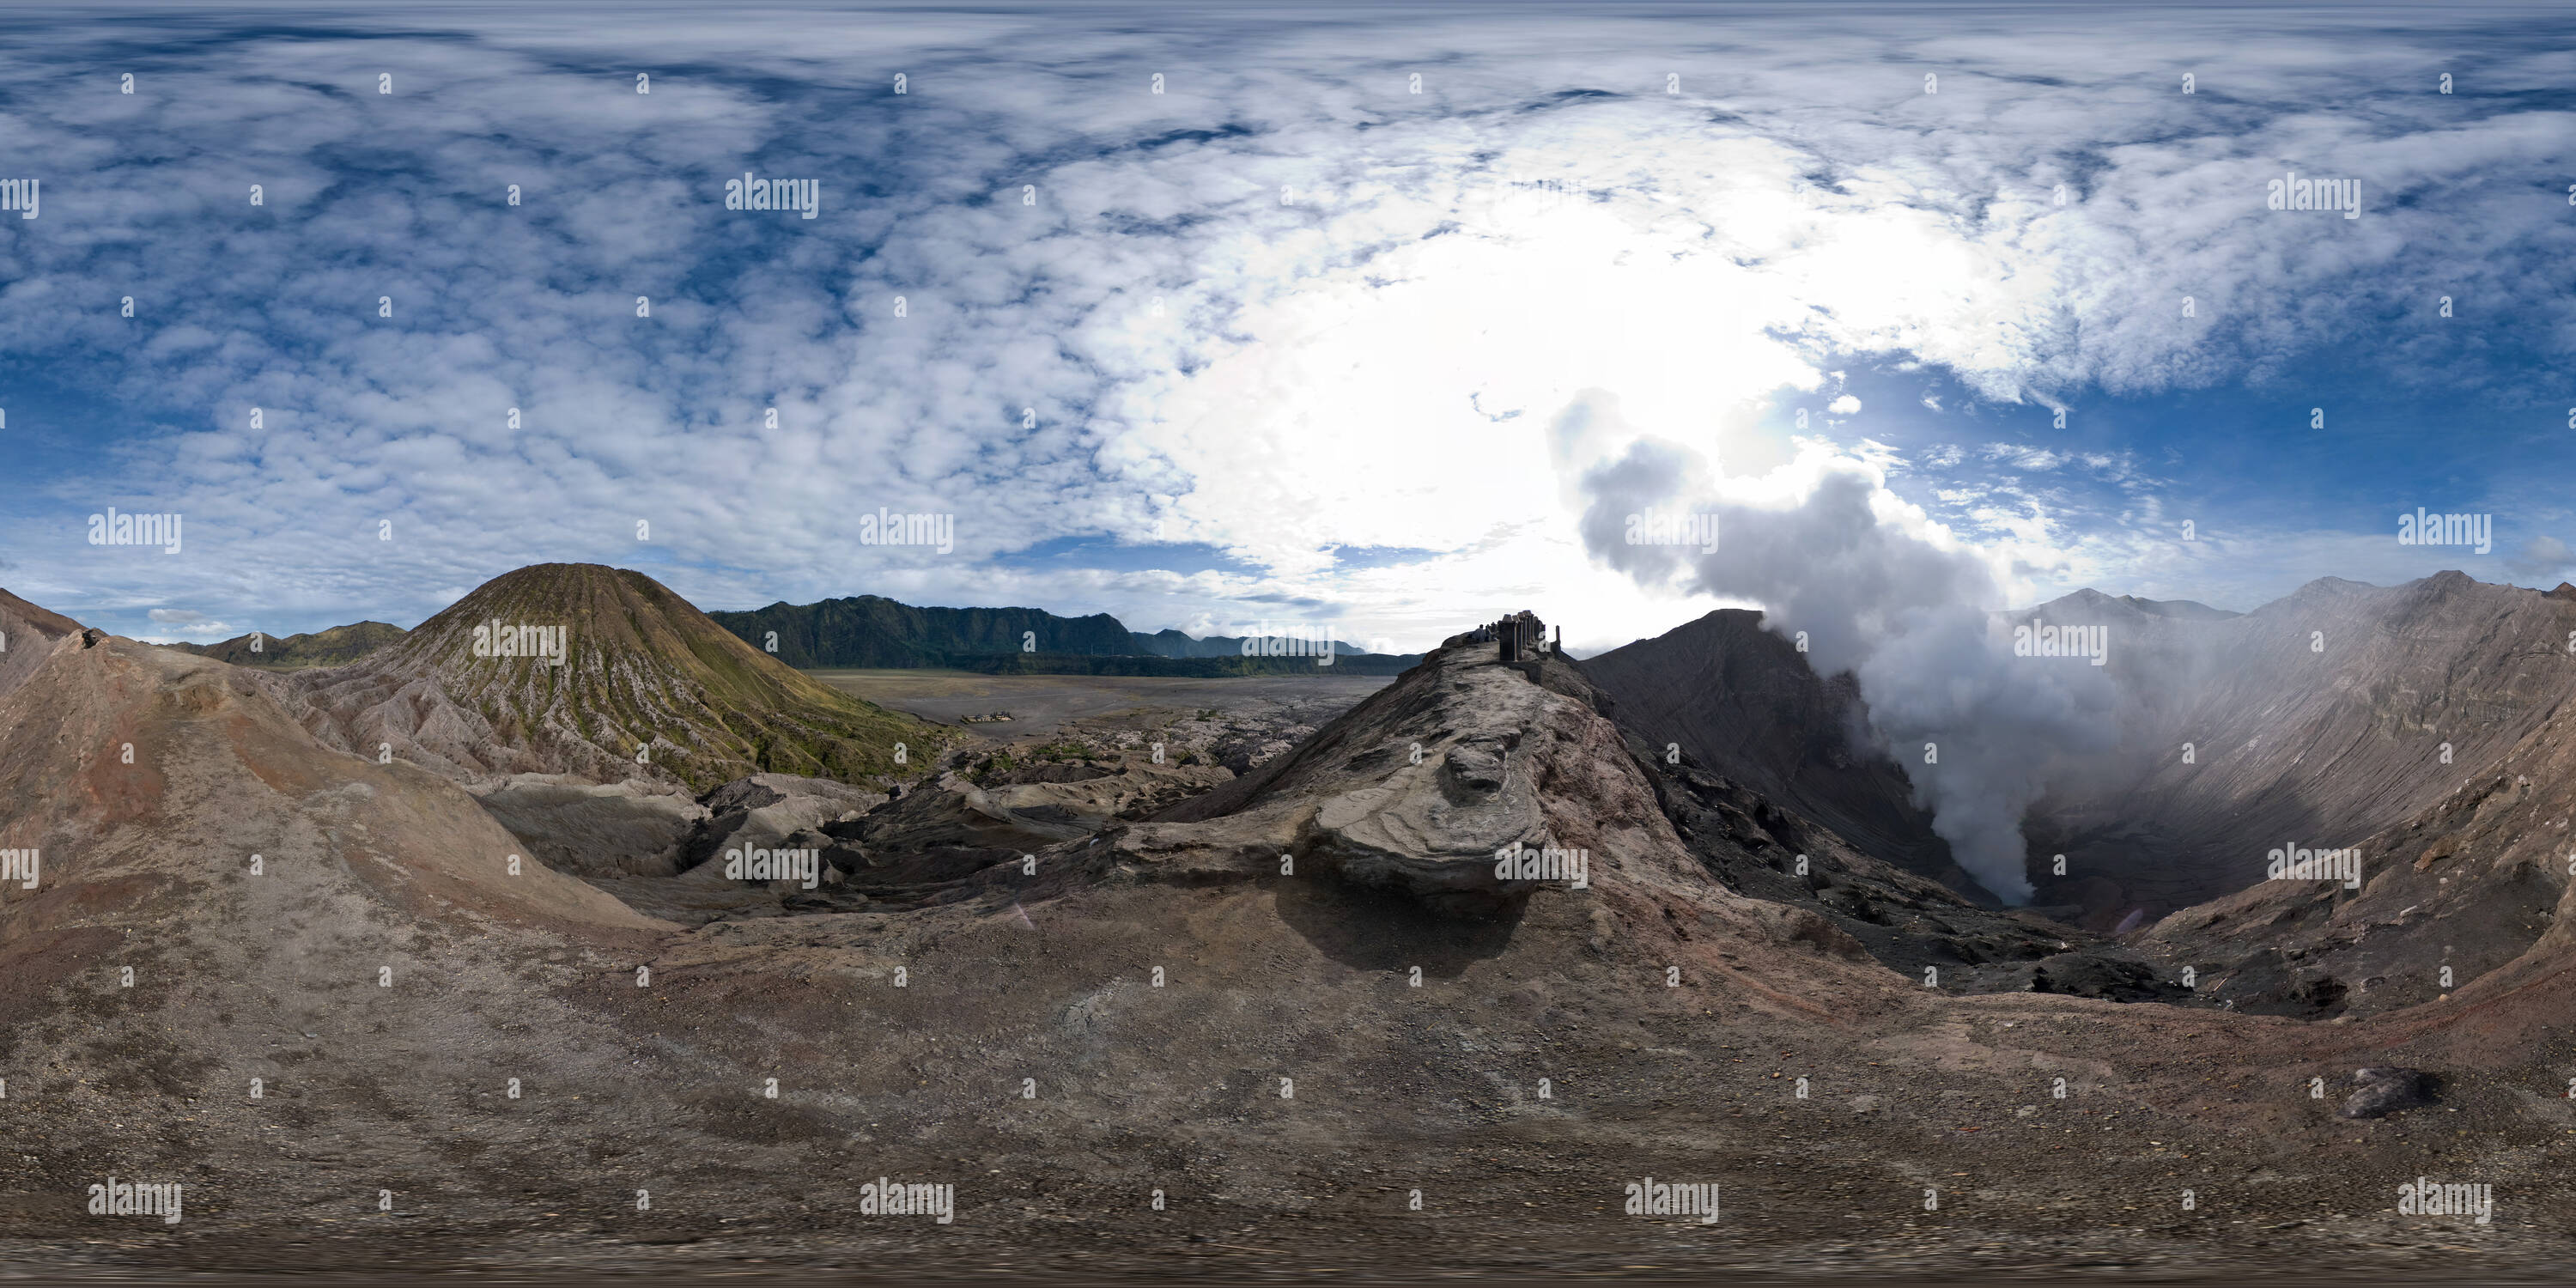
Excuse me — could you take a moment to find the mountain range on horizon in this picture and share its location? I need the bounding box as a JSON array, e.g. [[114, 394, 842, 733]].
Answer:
[[170, 620, 409, 668], [162, 585, 1427, 676], [151, 575, 2431, 678]]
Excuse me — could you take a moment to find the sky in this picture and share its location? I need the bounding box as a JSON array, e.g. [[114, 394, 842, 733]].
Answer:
[[3, 1, 2573, 653]]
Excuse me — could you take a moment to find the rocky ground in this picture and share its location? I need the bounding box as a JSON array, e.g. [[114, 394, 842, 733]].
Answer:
[[3, 624, 2573, 1279], [809, 667, 1390, 756]]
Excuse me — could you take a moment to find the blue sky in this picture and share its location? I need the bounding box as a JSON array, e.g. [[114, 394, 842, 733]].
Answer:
[[3, 2, 2573, 653]]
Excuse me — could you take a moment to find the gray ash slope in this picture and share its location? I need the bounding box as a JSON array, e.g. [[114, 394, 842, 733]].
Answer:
[[1573, 620, 2184, 1000], [2017, 573, 2576, 928], [1589, 573, 2576, 939], [2139, 665, 2576, 1020], [1584, 572, 2576, 1021]]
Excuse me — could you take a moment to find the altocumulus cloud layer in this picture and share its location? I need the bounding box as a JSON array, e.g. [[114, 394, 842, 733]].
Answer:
[[2, 3, 2573, 651]]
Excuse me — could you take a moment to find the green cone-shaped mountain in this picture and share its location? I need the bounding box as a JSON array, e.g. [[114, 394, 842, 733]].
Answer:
[[274, 563, 942, 791]]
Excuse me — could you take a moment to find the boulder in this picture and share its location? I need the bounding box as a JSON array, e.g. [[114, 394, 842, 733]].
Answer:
[[2339, 1066, 2436, 1119]]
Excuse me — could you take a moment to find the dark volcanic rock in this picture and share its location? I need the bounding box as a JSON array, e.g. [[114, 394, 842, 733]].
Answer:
[[1631, 752, 2178, 999], [1583, 608, 1964, 891], [700, 778, 787, 814], [2026, 951, 2190, 1003], [995, 762, 1118, 786], [670, 775, 885, 875], [2341, 1066, 2436, 1119], [677, 805, 757, 872]]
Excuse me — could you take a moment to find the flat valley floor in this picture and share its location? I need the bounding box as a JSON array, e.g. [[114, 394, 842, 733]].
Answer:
[[808, 669, 1395, 745]]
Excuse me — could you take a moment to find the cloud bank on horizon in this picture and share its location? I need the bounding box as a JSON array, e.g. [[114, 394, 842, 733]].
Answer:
[[2, 3, 2573, 649]]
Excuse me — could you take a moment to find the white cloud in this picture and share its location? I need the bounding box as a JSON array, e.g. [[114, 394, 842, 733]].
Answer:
[[136, 608, 231, 644], [2507, 535, 2574, 584], [0, 6, 2564, 649]]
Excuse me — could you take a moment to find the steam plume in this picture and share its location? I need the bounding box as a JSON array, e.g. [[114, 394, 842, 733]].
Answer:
[[1562, 392, 2112, 902]]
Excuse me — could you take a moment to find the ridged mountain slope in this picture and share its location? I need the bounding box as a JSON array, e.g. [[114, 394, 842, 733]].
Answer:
[[270, 564, 944, 792], [2022, 572, 2576, 920]]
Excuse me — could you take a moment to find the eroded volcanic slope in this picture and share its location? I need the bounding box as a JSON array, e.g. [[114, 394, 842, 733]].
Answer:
[[4, 596, 2573, 1276], [2025, 573, 2576, 923], [2142, 682, 2576, 1020], [0, 587, 85, 702], [1583, 608, 1961, 890], [268, 563, 944, 793], [1590, 573, 2576, 934]]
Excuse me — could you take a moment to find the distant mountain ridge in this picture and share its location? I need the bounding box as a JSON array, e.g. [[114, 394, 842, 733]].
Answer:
[[1129, 628, 1385, 659], [710, 594, 1420, 671], [951, 651, 1416, 677], [145, 591, 1421, 680], [175, 621, 408, 668], [2002, 588, 2241, 622], [708, 594, 1134, 668]]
